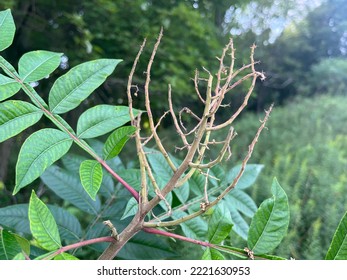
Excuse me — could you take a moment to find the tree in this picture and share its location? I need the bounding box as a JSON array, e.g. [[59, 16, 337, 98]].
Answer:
[[251, 0, 347, 107], [0, 8, 293, 260]]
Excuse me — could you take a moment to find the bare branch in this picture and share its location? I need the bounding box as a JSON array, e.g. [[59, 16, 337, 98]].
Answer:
[[143, 104, 273, 228], [189, 126, 236, 169], [168, 84, 189, 147], [193, 69, 206, 104], [144, 28, 177, 172]]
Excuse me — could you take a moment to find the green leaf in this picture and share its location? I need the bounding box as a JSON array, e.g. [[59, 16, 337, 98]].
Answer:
[[0, 74, 21, 101], [121, 197, 138, 220], [0, 100, 43, 143], [47, 205, 82, 242], [61, 153, 86, 173], [21, 80, 49, 109], [145, 147, 189, 204], [29, 191, 61, 251], [40, 165, 101, 215], [0, 55, 18, 77], [54, 253, 79, 260], [116, 168, 172, 209], [86, 220, 176, 259], [325, 210, 347, 260], [201, 248, 225, 260], [103, 126, 136, 160], [0, 229, 29, 260], [207, 203, 233, 244], [99, 173, 115, 198], [212, 245, 248, 260], [118, 231, 176, 260], [79, 160, 103, 200], [12, 252, 26, 260], [49, 59, 121, 114], [0, 204, 31, 234], [212, 244, 286, 260], [228, 205, 249, 240], [247, 178, 289, 255], [0, 9, 15, 51], [172, 211, 208, 240], [77, 105, 138, 139], [226, 164, 264, 190], [12, 233, 30, 256], [14, 128, 73, 194], [18, 50, 63, 82], [0, 204, 82, 241], [227, 189, 257, 218]]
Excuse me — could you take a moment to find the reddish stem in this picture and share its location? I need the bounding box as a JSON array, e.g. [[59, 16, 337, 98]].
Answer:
[[143, 227, 211, 247]]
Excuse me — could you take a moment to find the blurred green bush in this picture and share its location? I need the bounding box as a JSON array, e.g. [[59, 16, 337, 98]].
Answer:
[[227, 95, 347, 259]]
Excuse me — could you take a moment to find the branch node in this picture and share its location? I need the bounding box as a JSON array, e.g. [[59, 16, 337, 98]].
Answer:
[[103, 220, 119, 241]]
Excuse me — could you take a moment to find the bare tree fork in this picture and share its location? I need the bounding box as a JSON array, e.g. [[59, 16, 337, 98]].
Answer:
[[143, 103, 273, 228], [98, 34, 272, 260]]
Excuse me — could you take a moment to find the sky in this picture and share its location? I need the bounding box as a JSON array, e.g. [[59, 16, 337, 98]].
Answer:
[[225, 0, 323, 44]]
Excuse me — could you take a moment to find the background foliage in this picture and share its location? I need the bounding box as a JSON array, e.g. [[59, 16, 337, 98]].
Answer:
[[0, 0, 347, 259], [225, 95, 347, 259]]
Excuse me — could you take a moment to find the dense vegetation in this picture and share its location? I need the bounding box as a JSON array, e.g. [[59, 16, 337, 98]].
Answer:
[[225, 95, 347, 259]]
